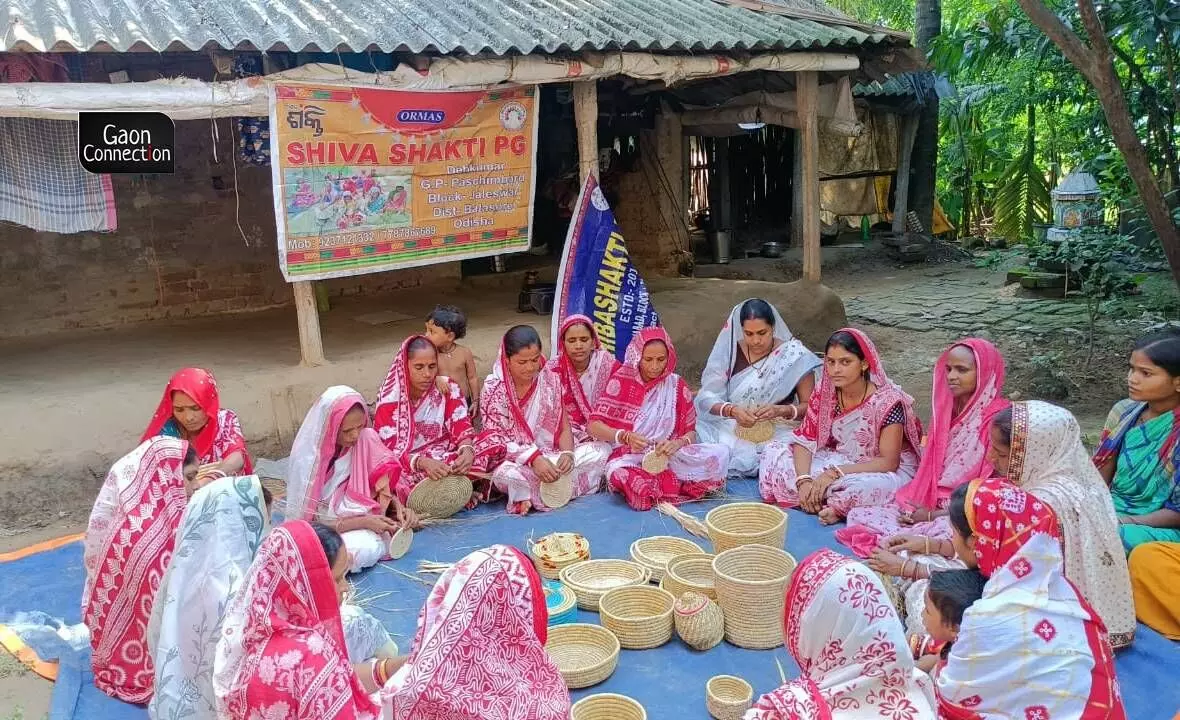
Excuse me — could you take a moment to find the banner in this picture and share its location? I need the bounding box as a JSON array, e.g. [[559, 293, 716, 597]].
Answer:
[[552, 174, 660, 361], [269, 83, 538, 281]]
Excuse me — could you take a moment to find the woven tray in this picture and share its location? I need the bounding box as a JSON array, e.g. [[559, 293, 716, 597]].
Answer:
[[386, 527, 413, 560], [674, 591, 724, 651], [544, 580, 578, 626], [706, 675, 754, 720], [539, 473, 573, 509], [640, 451, 669, 474], [571, 693, 647, 720], [530, 532, 591, 580], [560, 559, 650, 611], [599, 585, 675, 650], [629, 536, 704, 582], [544, 623, 620, 689], [706, 502, 787, 553], [661, 554, 717, 600], [734, 420, 775, 445], [712, 545, 797, 649], [406, 474, 473, 519]]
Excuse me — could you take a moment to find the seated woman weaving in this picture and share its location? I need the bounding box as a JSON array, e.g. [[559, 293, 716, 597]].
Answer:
[[285, 385, 419, 572], [695, 299, 819, 477], [141, 367, 251, 480], [588, 328, 730, 511], [553, 314, 621, 443]]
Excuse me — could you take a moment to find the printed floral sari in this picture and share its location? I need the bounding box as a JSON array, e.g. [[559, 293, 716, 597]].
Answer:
[[142, 367, 252, 473], [554, 314, 620, 443]]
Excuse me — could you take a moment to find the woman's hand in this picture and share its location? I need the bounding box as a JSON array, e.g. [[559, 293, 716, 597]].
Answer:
[[364, 515, 400, 534], [730, 406, 760, 428], [866, 548, 906, 576], [653, 438, 684, 457], [621, 431, 650, 453], [883, 534, 928, 554], [450, 446, 475, 475], [532, 455, 561, 483], [917, 654, 940, 674], [418, 456, 452, 481], [555, 452, 575, 475], [393, 502, 421, 530], [899, 507, 934, 526], [797, 479, 824, 513]]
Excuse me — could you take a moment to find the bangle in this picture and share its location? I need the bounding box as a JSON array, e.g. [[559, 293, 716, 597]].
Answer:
[[833, 466, 845, 478], [614, 429, 625, 443], [796, 474, 813, 484], [787, 405, 798, 420], [924, 537, 930, 555], [720, 403, 732, 418]]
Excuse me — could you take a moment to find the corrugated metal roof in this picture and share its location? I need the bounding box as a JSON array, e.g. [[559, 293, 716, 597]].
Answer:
[[3, 0, 901, 55], [853, 74, 919, 98]]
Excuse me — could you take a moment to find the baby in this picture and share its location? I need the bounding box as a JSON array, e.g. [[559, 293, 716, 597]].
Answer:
[[915, 568, 987, 673], [424, 304, 480, 417]]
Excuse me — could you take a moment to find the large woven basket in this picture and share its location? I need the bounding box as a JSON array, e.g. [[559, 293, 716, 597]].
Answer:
[[674, 591, 724, 651], [629, 536, 704, 582], [662, 554, 717, 600], [571, 693, 647, 720], [560, 559, 650, 611], [405, 474, 473, 519], [544, 623, 620, 689], [599, 585, 675, 649], [706, 675, 754, 720], [530, 532, 590, 580], [712, 545, 797, 649], [705, 502, 787, 553]]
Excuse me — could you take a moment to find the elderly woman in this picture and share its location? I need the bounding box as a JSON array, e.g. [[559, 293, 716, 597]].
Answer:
[[141, 367, 251, 479], [695, 299, 820, 477]]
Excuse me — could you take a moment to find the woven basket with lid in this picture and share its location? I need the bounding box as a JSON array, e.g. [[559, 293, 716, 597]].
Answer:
[[674, 591, 724, 651], [706, 502, 787, 553], [529, 532, 590, 581], [712, 544, 797, 649]]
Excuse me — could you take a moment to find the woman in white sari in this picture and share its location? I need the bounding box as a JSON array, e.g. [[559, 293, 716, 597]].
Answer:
[[696, 299, 820, 476]]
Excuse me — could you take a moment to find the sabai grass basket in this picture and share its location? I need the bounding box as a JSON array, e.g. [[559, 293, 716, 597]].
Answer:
[[661, 554, 717, 600], [571, 693, 647, 720], [544, 623, 620, 689], [706, 675, 754, 720], [530, 532, 590, 581], [629, 536, 704, 582], [705, 502, 787, 553], [712, 544, 797, 649], [599, 585, 675, 649], [674, 591, 724, 651], [544, 580, 578, 626], [560, 559, 650, 611], [405, 474, 473, 519]]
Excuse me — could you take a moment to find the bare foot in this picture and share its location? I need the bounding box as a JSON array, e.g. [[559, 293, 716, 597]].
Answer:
[[818, 506, 841, 525], [465, 492, 481, 510], [510, 500, 532, 515]]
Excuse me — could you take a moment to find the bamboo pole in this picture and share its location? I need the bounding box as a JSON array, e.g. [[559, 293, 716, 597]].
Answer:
[[794, 71, 822, 283], [292, 280, 326, 367]]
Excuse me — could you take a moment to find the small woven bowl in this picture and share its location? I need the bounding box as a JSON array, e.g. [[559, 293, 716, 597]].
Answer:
[[571, 693, 647, 720], [560, 559, 650, 611], [662, 553, 717, 600], [387, 527, 413, 559], [630, 536, 705, 582], [544, 623, 620, 689], [406, 474, 473, 519], [734, 420, 775, 445], [539, 473, 574, 509], [599, 585, 675, 649], [706, 502, 787, 553], [641, 452, 669, 474], [712, 545, 797, 649], [706, 675, 754, 720], [674, 591, 724, 651], [544, 580, 578, 626], [530, 532, 591, 581]]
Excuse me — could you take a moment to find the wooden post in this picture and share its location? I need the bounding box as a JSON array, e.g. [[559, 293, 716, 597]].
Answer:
[[573, 81, 599, 182], [794, 71, 821, 283], [892, 113, 920, 233], [716, 138, 732, 231], [292, 280, 326, 367]]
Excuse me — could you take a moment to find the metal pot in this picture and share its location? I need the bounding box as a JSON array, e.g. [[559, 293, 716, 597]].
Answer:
[[760, 241, 784, 258]]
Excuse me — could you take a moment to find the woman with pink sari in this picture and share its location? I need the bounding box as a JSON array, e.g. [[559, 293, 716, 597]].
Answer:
[[479, 325, 610, 514], [82, 436, 201, 703], [379, 545, 570, 719], [554, 314, 621, 442], [286, 386, 419, 572], [840, 338, 1007, 556], [744, 549, 937, 719], [213, 521, 380, 720], [760, 328, 922, 525], [588, 328, 730, 511], [374, 335, 500, 508], [141, 367, 252, 479]]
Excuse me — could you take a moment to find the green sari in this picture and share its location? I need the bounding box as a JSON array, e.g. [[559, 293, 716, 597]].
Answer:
[[1094, 399, 1180, 550]]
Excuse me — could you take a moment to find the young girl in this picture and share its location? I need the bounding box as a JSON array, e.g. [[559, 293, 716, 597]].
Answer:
[[915, 569, 987, 673]]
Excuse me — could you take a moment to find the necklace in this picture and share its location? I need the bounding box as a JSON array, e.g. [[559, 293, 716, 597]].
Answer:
[[743, 343, 774, 378], [438, 343, 455, 357], [837, 381, 869, 413]]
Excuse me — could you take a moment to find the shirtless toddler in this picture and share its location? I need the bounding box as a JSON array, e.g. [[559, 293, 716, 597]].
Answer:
[[424, 305, 480, 418]]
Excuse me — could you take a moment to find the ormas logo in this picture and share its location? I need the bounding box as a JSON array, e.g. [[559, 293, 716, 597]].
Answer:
[[78, 112, 175, 174], [396, 109, 445, 124]]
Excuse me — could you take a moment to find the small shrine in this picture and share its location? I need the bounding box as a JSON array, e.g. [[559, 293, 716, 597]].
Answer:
[[1046, 171, 1104, 242]]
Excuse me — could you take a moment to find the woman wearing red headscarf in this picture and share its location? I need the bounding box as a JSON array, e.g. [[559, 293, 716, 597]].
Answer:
[[760, 328, 923, 525], [554, 314, 621, 442], [378, 544, 570, 719], [588, 327, 730, 511], [934, 478, 1125, 720], [141, 367, 251, 480]]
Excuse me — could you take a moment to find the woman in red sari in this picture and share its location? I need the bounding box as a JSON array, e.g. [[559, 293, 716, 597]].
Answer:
[[554, 314, 621, 442], [374, 335, 500, 507], [141, 367, 251, 479], [379, 545, 570, 719], [588, 327, 730, 511], [82, 436, 201, 703], [213, 521, 379, 720]]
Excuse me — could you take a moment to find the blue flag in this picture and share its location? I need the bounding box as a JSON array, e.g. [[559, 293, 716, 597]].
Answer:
[[552, 174, 660, 361]]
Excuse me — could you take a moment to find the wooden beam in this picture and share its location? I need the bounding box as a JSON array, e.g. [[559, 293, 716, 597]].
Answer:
[[892, 113, 920, 233], [794, 71, 821, 283], [573, 81, 599, 182], [292, 280, 326, 367]]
